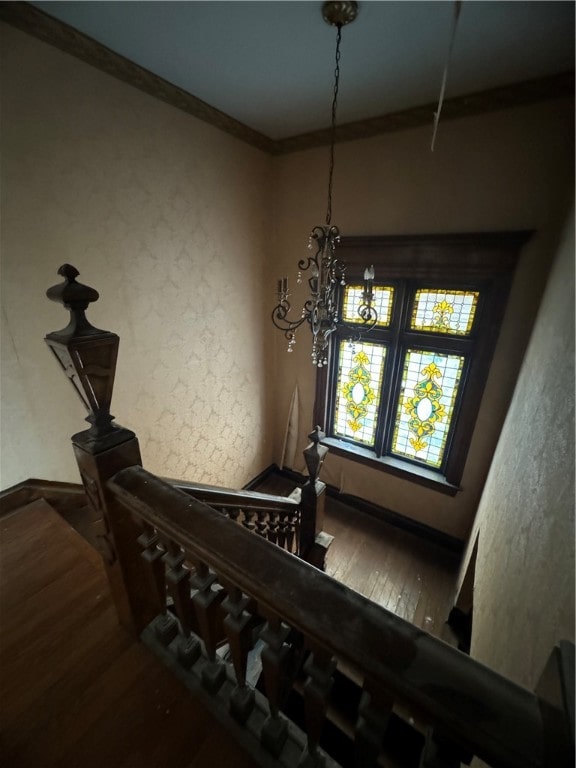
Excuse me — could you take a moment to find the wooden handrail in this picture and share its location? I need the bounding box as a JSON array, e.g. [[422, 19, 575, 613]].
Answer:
[[107, 465, 568, 768], [163, 477, 300, 511], [43, 266, 570, 766]]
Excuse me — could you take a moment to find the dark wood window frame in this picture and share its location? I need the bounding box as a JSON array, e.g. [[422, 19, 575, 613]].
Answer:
[[313, 231, 532, 496]]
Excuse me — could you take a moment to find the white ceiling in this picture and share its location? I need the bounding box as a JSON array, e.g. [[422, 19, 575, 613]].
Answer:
[[33, 1, 575, 141]]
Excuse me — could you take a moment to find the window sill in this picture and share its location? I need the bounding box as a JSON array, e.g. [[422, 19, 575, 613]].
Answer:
[[321, 437, 461, 496]]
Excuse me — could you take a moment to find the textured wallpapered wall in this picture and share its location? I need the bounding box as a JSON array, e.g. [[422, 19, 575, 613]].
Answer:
[[0, 24, 275, 490], [470, 205, 575, 690], [271, 98, 575, 540]]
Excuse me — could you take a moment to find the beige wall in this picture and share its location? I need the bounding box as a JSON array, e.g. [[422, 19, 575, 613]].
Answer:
[[470, 203, 575, 689], [1, 19, 573, 550], [0, 24, 275, 490], [271, 99, 574, 540]]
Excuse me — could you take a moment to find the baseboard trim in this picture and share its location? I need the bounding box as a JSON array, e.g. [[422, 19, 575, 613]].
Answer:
[[4, 470, 464, 554], [242, 464, 279, 491], [247, 465, 464, 555], [0, 479, 86, 517]]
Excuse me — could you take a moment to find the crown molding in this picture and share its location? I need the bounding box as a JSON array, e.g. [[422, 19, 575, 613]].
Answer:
[[1, 2, 573, 157], [0, 1, 276, 154], [274, 71, 575, 154]]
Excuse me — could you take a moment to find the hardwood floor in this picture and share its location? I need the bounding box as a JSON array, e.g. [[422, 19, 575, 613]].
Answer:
[[47, 469, 459, 643], [0, 500, 259, 768], [323, 498, 459, 640], [0, 479, 460, 767], [252, 473, 460, 642]]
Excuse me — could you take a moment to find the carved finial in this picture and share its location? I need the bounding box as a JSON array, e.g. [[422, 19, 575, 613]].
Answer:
[[45, 265, 124, 451], [308, 426, 326, 444], [303, 426, 328, 483], [47, 263, 99, 310], [58, 263, 79, 280], [46, 264, 102, 340]]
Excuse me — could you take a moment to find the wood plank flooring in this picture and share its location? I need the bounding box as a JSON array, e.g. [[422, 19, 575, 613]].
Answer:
[[323, 498, 459, 640], [0, 500, 259, 768], [252, 473, 460, 641]]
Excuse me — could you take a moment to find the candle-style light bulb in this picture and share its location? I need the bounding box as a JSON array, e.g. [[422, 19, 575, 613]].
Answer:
[[363, 264, 375, 308], [363, 265, 375, 281]]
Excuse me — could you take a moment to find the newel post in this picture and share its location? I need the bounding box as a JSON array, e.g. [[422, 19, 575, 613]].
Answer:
[[45, 264, 163, 636], [300, 426, 332, 570]]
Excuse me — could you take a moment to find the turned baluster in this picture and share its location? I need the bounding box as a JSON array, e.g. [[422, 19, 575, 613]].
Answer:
[[354, 680, 393, 767], [162, 539, 200, 667], [286, 509, 298, 554], [299, 646, 336, 766], [190, 559, 226, 692], [137, 523, 177, 645], [277, 510, 288, 551], [222, 585, 256, 724], [242, 508, 257, 534], [260, 613, 292, 757], [228, 508, 241, 526], [256, 509, 268, 538], [267, 510, 279, 546]]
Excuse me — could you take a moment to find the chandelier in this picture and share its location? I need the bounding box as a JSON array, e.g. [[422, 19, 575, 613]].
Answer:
[[272, 1, 378, 368]]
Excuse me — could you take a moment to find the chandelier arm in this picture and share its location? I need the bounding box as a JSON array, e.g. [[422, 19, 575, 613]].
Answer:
[[271, 293, 318, 331], [298, 256, 316, 272], [356, 303, 379, 324], [271, 310, 308, 334], [338, 313, 379, 336]]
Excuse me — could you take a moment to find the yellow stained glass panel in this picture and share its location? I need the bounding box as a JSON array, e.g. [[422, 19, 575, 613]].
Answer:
[[411, 289, 479, 335], [333, 341, 386, 446], [391, 349, 464, 468], [342, 285, 394, 327]]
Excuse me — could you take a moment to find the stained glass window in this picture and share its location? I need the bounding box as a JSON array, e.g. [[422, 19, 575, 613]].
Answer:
[[321, 234, 523, 487], [391, 350, 465, 468], [342, 285, 394, 327], [411, 290, 479, 335], [333, 341, 386, 446]]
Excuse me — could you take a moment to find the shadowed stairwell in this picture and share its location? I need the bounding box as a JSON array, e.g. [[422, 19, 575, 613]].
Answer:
[[0, 500, 260, 768], [0, 264, 572, 768]]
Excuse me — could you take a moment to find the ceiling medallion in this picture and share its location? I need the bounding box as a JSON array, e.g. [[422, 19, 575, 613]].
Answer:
[[322, 1, 359, 27]]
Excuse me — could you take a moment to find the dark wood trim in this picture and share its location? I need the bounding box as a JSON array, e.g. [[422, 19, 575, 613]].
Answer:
[[275, 72, 575, 154], [1, 3, 572, 157], [0, 478, 86, 517], [254, 465, 463, 553], [168, 477, 300, 512], [314, 231, 531, 492], [320, 438, 461, 497], [241, 463, 278, 491], [0, 1, 275, 154], [109, 465, 560, 768], [338, 230, 532, 276], [2, 469, 463, 554], [331, 486, 463, 555]]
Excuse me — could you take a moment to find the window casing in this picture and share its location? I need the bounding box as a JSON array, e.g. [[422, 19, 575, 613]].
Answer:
[[313, 232, 531, 494]]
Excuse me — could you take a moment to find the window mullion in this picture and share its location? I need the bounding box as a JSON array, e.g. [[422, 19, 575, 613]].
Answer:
[[375, 281, 410, 457]]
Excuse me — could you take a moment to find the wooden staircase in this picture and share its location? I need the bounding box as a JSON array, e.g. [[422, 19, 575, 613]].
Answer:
[[0, 499, 259, 768], [4, 263, 570, 768]]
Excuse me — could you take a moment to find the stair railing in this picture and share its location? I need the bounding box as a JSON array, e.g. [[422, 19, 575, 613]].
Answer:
[[167, 477, 303, 553], [44, 265, 573, 768], [107, 464, 571, 768]]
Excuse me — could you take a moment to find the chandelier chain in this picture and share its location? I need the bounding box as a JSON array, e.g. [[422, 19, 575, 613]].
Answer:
[[272, 4, 378, 368], [325, 23, 342, 227]]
